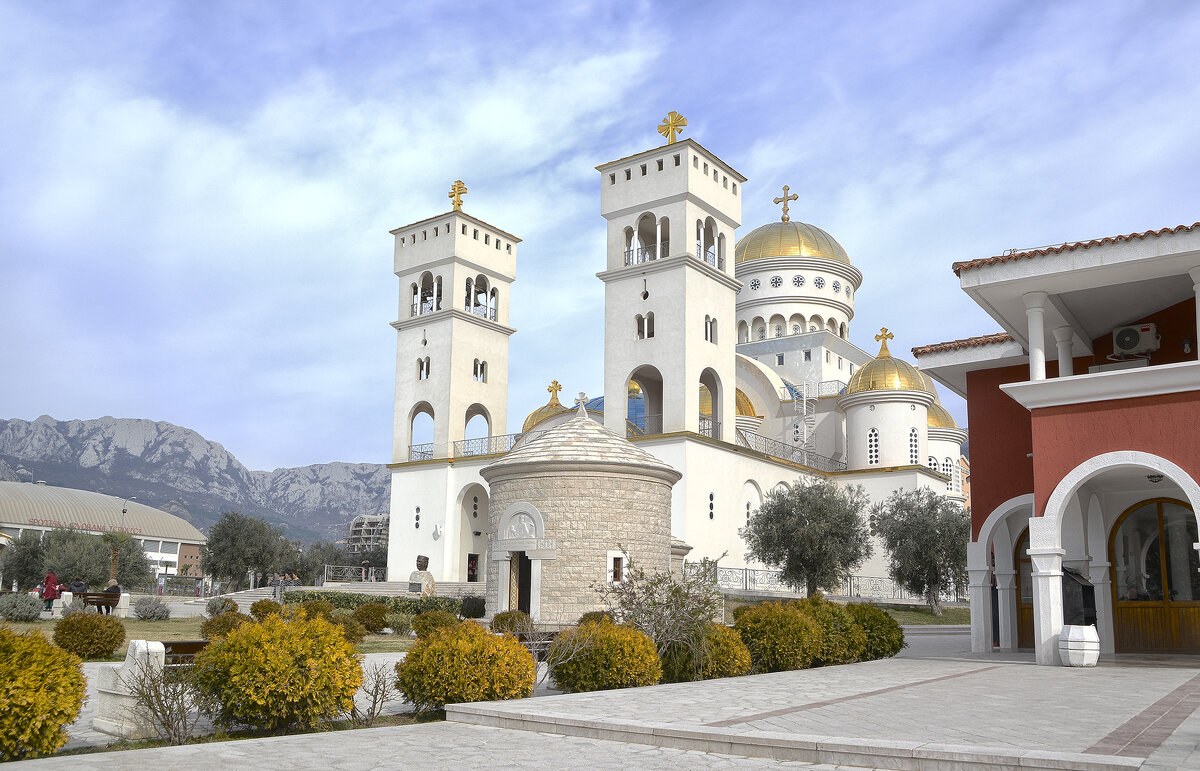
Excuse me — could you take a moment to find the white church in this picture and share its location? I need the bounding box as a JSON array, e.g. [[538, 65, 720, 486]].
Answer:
[[384, 120, 965, 612]]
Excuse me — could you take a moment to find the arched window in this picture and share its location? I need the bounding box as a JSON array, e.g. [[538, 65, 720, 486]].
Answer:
[[473, 359, 487, 383], [909, 428, 919, 465], [646, 312, 655, 338], [704, 315, 711, 342], [867, 429, 879, 465], [774, 325, 783, 338], [489, 287, 498, 318], [709, 318, 717, 344], [636, 314, 645, 340], [417, 357, 431, 381], [942, 458, 954, 490], [791, 324, 800, 335]]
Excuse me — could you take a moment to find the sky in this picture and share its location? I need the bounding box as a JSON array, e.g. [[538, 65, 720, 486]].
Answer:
[[2, 1, 1199, 471]]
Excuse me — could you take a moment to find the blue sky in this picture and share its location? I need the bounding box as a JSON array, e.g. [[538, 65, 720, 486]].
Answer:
[[3, 1, 1199, 470]]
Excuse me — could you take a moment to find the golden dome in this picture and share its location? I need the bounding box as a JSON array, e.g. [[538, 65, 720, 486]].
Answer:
[[699, 386, 759, 417], [927, 402, 958, 429], [917, 369, 940, 398], [846, 327, 926, 394], [734, 220, 851, 265], [522, 380, 570, 432]]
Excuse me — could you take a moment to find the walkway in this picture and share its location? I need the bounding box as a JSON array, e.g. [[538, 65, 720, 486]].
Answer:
[[21, 631, 1200, 770]]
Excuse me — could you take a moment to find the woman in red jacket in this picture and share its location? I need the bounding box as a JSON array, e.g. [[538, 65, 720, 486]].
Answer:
[[41, 571, 60, 612]]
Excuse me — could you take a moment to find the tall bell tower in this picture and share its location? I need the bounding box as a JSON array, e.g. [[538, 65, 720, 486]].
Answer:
[[596, 114, 745, 441]]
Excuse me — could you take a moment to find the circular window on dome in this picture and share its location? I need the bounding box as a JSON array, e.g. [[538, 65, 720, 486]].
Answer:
[[814, 277, 826, 289], [771, 275, 782, 288], [846, 287, 852, 298], [749, 279, 760, 290], [832, 280, 841, 293], [792, 275, 804, 287]]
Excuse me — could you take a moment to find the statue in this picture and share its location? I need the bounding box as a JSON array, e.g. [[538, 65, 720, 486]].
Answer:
[[408, 554, 436, 597]]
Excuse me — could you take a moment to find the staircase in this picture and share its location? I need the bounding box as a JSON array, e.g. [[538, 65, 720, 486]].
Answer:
[[181, 586, 279, 607]]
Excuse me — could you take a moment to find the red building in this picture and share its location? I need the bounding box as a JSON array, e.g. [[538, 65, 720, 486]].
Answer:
[[915, 223, 1200, 664]]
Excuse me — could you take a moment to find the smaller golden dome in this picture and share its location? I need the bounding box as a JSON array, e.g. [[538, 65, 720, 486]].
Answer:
[[699, 386, 759, 417], [734, 220, 851, 264], [846, 327, 926, 394], [522, 380, 570, 432], [927, 403, 958, 429], [917, 369, 940, 398]]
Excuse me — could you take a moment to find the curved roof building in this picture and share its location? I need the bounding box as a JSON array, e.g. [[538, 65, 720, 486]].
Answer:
[[0, 482, 205, 544]]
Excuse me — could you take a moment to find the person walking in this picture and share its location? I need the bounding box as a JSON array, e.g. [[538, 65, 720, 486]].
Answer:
[[42, 571, 60, 613]]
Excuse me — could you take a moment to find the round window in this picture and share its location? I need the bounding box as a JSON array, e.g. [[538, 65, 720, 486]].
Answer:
[[814, 277, 826, 289], [792, 275, 804, 287], [771, 275, 782, 288], [749, 279, 760, 290]]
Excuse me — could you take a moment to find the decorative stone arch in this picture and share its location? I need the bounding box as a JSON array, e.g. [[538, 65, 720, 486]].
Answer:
[[464, 403, 491, 441], [769, 314, 786, 338], [789, 313, 805, 335], [492, 502, 558, 620], [967, 493, 1034, 654], [737, 320, 749, 343]]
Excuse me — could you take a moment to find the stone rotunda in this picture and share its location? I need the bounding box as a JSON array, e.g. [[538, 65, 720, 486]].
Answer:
[[480, 400, 682, 624]]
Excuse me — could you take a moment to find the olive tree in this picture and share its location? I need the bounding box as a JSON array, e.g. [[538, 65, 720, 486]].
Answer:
[[870, 487, 969, 616], [741, 479, 873, 597]]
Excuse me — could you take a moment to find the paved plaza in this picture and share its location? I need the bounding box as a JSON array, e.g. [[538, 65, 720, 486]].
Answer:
[[19, 630, 1200, 770]]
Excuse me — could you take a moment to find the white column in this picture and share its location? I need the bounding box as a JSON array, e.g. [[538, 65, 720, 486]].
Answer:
[[1190, 266, 1200, 357], [1028, 545, 1065, 665], [655, 218, 662, 260], [994, 570, 1018, 651], [1052, 326, 1074, 377], [1023, 291, 1048, 381], [1088, 561, 1115, 656], [968, 567, 993, 653]]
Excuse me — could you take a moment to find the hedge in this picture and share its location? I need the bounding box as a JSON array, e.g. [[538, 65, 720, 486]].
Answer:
[[282, 590, 461, 616]]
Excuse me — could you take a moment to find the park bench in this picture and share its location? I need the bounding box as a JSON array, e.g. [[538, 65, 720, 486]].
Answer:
[[76, 592, 121, 610], [162, 640, 209, 671]]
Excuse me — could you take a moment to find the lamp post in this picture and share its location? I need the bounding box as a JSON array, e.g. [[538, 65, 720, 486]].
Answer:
[[109, 496, 136, 581]]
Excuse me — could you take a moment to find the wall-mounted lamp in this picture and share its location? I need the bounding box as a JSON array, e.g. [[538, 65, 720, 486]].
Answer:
[[1147, 474, 1164, 484], [472, 531, 482, 537]]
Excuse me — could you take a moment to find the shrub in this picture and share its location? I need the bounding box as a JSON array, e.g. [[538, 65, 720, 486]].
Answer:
[[413, 610, 459, 638], [331, 615, 367, 645], [331, 607, 354, 619], [60, 599, 95, 618], [0, 626, 86, 760], [206, 597, 239, 617], [249, 599, 282, 621], [133, 596, 172, 621], [281, 590, 461, 617], [490, 610, 533, 636], [549, 622, 661, 693], [194, 614, 362, 733], [791, 595, 867, 666], [0, 593, 43, 622], [730, 602, 761, 622], [460, 595, 486, 619], [734, 602, 823, 673], [661, 623, 752, 683], [299, 599, 335, 621], [578, 610, 612, 626], [385, 611, 414, 636], [846, 602, 906, 660], [200, 611, 253, 640], [395, 621, 534, 713], [52, 611, 125, 659], [353, 602, 389, 633]]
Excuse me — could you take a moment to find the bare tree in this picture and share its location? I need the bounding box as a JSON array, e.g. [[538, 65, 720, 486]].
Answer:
[[122, 661, 208, 745], [346, 661, 396, 727]]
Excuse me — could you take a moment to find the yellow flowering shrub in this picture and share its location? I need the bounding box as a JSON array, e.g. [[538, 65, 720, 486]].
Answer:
[[352, 602, 389, 633], [0, 626, 87, 760], [549, 622, 661, 693], [193, 614, 362, 733], [395, 621, 534, 713], [249, 599, 282, 620], [200, 611, 254, 640], [52, 612, 125, 659], [791, 595, 867, 665], [734, 601, 823, 673], [412, 609, 458, 637], [700, 623, 753, 680]]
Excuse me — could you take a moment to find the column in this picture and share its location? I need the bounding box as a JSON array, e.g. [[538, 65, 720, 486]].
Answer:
[[994, 570, 1018, 651], [1023, 291, 1048, 381], [1028, 546, 1065, 665], [1088, 561, 1115, 656], [655, 218, 662, 261], [1053, 326, 1074, 377], [1190, 266, 1200, 358], [968, 567, 993, 653]]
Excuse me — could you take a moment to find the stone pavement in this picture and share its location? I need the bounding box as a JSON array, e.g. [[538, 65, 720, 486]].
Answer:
[[21, 631, 1200, 770]]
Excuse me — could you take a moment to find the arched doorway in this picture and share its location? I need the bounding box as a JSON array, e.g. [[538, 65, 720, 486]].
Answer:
[[1109, 498, 1200, 652], [456, 484, 488, 584]]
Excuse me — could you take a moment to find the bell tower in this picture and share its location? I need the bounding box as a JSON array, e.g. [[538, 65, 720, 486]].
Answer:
[[596, 115, 745, 441], [389, 181, 519, 462]]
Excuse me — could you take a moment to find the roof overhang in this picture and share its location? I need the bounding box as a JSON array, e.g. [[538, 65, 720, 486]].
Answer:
[[912, 335, 1027, 399]]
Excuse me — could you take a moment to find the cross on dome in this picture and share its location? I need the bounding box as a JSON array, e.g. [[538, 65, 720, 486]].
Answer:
[[574, 392, 589, 414], [657, 111, 687, 144], [773, 185, 798, 223], [448, 180, 468, 211], [546, 380, 563, 404], [874, 327, 895, 358]]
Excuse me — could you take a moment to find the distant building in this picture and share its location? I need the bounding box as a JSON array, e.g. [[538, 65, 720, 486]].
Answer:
[[345, 513, 389, 553]]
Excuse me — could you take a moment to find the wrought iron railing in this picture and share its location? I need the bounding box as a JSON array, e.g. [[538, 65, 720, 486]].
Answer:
[[698, 416, 721, 439], [735, 430, 846, 472], [452, 431, 545, 457], [323, 565, 386, 583], [624, 243, 668, 266], [411, 299, 438, 316], [817, 380, 848, 397], [697, 246, 726, 271], [465, 303, 498, 321], [409, 443, 434, 461], [627, 413, 664, 437]]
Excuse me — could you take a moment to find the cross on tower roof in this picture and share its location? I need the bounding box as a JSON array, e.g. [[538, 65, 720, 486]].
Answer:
[[773, 185, 798, 223], [657, 111, 687, 144], [875, 327, 894, 358], [449, 180, 468, 212]]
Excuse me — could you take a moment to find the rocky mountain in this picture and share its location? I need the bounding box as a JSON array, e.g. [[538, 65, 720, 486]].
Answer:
[[0, 416, 390, 541]]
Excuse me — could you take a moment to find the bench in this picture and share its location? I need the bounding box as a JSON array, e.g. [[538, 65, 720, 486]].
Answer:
[[76, 592, 121, 609], [162, 640, 209, 670]]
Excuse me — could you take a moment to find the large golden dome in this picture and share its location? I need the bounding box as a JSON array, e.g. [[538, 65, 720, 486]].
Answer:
[[522, 380, 570, 432], [734, 221, 851, 265], [846, 328, 926, 394], [926, 402, 958, 429]]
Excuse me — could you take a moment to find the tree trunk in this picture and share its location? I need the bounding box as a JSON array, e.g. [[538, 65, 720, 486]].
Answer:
[[926, 581, 943, 616], [806, 579, 816, 598]]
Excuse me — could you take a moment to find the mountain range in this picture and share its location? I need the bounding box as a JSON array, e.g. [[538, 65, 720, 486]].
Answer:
[[0, 416, 390, 541]]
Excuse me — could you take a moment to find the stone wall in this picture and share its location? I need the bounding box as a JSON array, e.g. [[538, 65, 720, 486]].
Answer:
[[486, 470, 672, 624]]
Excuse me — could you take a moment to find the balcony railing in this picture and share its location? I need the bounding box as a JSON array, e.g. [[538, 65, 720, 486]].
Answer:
[[817, 380, 848, 397], [627, 413, 664, 437], [409, 442, 434, 461], [699, 416, 721, 439], [411, 299, 438, 316], [736, 430, 846, 473], [465, 303, 498, 321], [695, 243, 727, 271], [624, 243, 669, 266], [452, 431, 544, 458]]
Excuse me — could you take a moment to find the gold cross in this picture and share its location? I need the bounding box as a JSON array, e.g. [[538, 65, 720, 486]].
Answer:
[[875, 327, 894, 357], [547, 380, 562, 402], [774, 185, 798, 223], [657, 111, 687, 144], [448, 180, 468, 212]]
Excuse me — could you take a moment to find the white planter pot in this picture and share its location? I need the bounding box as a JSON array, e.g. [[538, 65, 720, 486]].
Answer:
[[1059, 624, 1100, 667]]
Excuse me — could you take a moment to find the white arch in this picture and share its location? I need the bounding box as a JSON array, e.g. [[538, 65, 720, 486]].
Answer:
[[970, 493, 1035, 564]]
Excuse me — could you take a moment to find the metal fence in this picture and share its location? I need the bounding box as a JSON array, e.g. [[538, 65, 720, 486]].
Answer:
[[465, 303, 497, 321], [735, 430, 847, 473], [707, 566, 966, 603], [324, 565, 387, 583], [624, 244, 668, 265], [627, 413, 664, 437]]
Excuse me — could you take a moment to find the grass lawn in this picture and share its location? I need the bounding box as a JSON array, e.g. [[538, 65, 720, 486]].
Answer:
[[883, 605, 971, 625]]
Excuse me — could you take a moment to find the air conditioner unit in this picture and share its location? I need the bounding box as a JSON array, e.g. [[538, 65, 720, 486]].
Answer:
[[1112, 323, 1160, 356]]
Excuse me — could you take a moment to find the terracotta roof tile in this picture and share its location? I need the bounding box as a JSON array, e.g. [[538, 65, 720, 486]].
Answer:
[[951, 222, 1200, 276], [912, 333, 1014, 357]]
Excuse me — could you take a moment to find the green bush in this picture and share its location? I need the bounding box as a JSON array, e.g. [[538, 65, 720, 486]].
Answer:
[[194, 614, 362, 733], [460, 595, 486, 619], [249, 599, 282, 620], [490, 610, 533, 636], [353, 602, 390, 633], [578, 610, 612, 626], [281, 590, 461, 617], [60, 599, 95, 618], [200, 611, 254, 640], [395, 621, 534, 713], [331, 607, 354, 619], [0, 593, 43, 622], [331, 614, 368, 644], [0, 626, 87, 760], [413, 610, 459, 638], [660, 623, 752, 683], [791, 595, 867, 666], [206, 597, 239, 617], [385, 611, 414, 636], [52, 611, 125, 659], [734, 602, 823, 673], [133, 596, 172, 621], [299, 599, 335, 620], [549, 622, 661, 693], [846, 602, 906, 660]]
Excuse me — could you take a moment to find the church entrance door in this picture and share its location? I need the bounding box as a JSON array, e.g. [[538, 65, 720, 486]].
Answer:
[[509, 552, 532, 615]]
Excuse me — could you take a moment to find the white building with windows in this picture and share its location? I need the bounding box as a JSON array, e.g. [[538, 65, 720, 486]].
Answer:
[[385, 130, 965, 616]]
